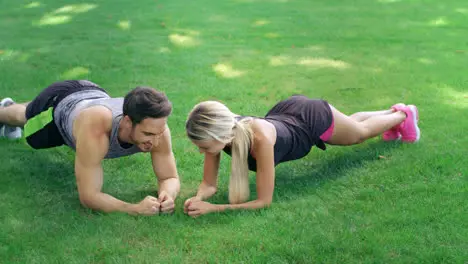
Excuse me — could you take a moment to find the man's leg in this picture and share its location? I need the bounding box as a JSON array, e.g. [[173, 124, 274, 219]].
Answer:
[[0, 99, 28, 126], [0, 98, 27, 139]]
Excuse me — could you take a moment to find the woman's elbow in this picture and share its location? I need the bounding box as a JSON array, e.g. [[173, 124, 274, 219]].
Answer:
[[202, 182, 217, 194], [209, 186, 217, 195], [259, 198, 272, 208]]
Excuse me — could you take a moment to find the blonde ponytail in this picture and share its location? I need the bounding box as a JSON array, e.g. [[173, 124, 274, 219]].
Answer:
[[229, 118, 253, 204]]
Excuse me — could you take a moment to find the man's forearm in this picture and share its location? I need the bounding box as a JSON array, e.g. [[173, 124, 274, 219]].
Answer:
[[158, 178, 180, 199], [80, 192, 137, 214]]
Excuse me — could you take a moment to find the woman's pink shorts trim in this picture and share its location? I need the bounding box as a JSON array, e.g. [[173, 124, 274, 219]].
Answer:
[[319, 120, 334, 142]]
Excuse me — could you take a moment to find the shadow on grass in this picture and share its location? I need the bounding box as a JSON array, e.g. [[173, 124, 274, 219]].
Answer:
[[0, 141, 90, 212], [196, 140, 402, 220], [258, 140, 401, 201], [0, 142, 165, 215], [0, 141, 75, 191], [0, 140, 238, 228]]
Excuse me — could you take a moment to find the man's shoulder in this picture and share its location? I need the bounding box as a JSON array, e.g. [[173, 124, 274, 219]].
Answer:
[[75, 106, 113, 136], [73, 106, 112, 158]]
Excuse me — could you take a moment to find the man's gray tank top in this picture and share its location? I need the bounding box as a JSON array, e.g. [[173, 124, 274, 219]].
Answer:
[[54, 90, 142, 159]]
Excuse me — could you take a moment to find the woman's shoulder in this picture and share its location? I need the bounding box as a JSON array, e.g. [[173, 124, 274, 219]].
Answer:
[[251, 118, 276, 146]]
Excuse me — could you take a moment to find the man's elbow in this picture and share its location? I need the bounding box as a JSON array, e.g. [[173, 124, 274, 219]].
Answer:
[[79, 196, 114, 213], [79, 194, 94, 208], [79, 193, 100, 211]]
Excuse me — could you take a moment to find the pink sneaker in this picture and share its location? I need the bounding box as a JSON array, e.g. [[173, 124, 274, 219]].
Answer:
[[408, 104, 419, 120], [399, 105, 420, 143], [382, 103, 405, 141]]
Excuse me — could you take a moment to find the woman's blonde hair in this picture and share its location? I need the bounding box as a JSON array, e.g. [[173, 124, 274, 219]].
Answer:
[[186, 101, 253, 204]]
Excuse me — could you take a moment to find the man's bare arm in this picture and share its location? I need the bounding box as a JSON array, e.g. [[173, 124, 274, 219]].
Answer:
[[74, 109, 160, 215], [150, 127, 180, 212]]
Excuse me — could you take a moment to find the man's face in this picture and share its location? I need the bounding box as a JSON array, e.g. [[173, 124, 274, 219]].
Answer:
[[130, 117, 167, 152]]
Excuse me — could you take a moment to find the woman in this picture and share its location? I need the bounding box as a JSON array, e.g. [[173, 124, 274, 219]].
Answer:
[[183, 95, 419, 217]]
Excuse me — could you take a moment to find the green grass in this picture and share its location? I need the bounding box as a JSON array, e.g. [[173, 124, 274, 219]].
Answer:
[[1, 0, 467, 262]]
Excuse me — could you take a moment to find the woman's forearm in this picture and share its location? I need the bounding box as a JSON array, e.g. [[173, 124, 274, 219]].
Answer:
[[215, 199, 271, 212]]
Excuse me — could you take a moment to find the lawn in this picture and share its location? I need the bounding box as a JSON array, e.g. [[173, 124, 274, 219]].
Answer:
[[0, 0, 467, 263]]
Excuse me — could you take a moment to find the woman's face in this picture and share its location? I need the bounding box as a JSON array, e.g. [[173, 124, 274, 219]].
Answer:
[[192, 139, 226, 154]]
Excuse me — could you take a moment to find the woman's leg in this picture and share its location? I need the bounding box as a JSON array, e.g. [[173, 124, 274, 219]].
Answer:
[[326, 105, 406, 145], [349, 109, 394, 122]]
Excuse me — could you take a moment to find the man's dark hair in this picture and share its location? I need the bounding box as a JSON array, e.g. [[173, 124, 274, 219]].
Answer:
[[123, 86, 172, 124]]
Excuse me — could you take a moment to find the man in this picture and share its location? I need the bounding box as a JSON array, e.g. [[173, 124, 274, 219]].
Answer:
[[0, 80, 180, 215]]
